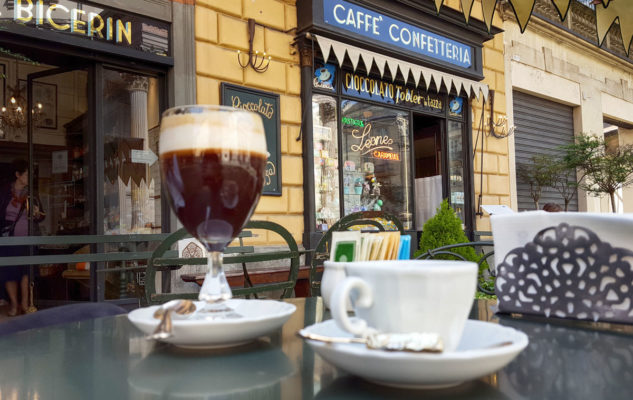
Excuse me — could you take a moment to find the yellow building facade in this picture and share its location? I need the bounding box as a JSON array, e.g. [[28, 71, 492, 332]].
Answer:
[[194, 0, 510, 246]]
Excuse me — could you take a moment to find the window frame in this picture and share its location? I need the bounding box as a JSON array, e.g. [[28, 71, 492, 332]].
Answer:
[[309, 57, 475, 237]]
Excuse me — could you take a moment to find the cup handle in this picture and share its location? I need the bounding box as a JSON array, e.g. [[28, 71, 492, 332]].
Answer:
[[330, 277, 373, 336]]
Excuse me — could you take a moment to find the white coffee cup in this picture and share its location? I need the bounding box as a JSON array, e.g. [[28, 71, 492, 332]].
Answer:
[[322, 261, 352, 310], [330, 260, 478, 352]]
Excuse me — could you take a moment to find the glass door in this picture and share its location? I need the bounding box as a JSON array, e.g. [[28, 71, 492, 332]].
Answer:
[[27, 67, 92, 303], [99, 67, 163, 301]]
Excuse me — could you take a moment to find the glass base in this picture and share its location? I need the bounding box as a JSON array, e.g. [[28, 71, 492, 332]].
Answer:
[[197, 301, 242, 320]]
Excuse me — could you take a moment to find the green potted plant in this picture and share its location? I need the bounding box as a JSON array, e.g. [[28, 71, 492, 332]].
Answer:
[[414, 200, 493, 298]]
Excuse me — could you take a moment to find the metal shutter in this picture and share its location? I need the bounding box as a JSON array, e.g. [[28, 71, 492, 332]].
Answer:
[[513, 91, 578, 211]]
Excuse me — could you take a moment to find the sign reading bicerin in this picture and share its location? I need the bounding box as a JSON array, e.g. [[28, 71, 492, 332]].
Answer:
[[2, 0, 170, 57], [221, 83, 282, 196], [323, 0, 472, 69], [343, 71, 444, 114]]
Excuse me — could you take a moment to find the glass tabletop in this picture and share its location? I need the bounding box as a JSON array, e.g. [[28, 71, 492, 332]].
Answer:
[[1, 298, 632, 399]]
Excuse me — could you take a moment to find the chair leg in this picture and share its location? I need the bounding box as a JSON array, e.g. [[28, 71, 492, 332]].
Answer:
[[241, 263, 258, 299]]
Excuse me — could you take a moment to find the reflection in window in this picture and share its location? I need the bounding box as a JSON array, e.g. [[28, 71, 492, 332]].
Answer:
[[341, 100, 413, 230], [102, 70, 161, 300], [448, 121, 465, 224], [312, 95, 339, 231], [103, 70, 161, 235]]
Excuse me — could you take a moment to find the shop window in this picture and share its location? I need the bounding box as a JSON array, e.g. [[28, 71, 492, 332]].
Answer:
[[448, 120, 465, 224], [103, 69, 161, 235], [102, 69, 161, 300], [312, 95, 339, 231], [341, 100, 413, 230]]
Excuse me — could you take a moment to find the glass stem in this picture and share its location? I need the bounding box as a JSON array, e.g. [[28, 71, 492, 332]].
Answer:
[[199, 251, 232, 305]]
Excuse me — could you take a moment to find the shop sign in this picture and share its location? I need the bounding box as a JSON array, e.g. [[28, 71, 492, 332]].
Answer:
[[221, 83, 282, 196], [314, 63, 336, 91], [2, 0, 170, 57], [347, 122, 400, 162], [342, 117, 364, 127], [323, 0, 472, 69], [342, 71, 444, 114], [448, 97, 464, 118]]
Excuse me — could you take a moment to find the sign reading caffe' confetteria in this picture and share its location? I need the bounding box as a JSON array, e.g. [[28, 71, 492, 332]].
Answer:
[[323, 0, 472, 69], [1, 0, 171, 56]]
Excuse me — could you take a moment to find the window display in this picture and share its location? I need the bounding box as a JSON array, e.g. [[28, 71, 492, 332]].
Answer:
[[448, 121, 465, 224], [340, 100, 413, 230], [312, 95, 339, 231]]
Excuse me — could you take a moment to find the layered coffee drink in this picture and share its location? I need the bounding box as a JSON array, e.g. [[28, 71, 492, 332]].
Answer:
[[159, 108, 267, 253]]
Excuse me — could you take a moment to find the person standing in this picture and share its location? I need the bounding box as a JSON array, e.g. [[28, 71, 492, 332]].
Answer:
[[0, 159, 44, 316]]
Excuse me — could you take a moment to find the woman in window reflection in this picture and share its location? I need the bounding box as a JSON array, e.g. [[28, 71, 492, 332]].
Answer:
[[0, 159, 45, 316]]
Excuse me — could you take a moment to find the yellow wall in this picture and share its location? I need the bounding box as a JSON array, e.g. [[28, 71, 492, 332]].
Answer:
[[194, 0, 510, 240], [444, 0, 510, 233], [195, 0, 304, 245], [504, 13, 633, 213]]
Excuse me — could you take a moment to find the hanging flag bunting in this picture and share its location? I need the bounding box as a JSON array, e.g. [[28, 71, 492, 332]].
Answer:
[[360, 52, 374, 73], [332, 42, 347, 67], [400, 63, 412, 83], [313, 35, 490, 101], [460, 0, 476, 23], [596, 1, 633, 56], [434, 0, 444, 13], [481, 0, 498, 33], [421, 69, 432, 89], [508, 0, 536, 33], [373, 54, 388, 77], [551, 0, 572, 21], [411, 65, 422, 87], [386, 58, 400, 80], [317, 36, 332, 64], [347, 47, 362, 70]]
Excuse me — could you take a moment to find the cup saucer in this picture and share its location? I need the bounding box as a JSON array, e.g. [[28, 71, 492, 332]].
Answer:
[[128, 299, 296, 348], [302, 319, 528, 389]]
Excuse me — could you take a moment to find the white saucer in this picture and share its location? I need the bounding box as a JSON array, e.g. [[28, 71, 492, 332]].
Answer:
[[128, 299, 296, 348], [128, 343, 295, 397], [302, 319, 528, 389]]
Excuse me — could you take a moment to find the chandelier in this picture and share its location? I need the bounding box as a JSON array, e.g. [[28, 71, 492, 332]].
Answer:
[[0, 83, 44, 140]]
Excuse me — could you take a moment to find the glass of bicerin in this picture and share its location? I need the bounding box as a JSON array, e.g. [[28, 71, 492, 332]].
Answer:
[[159, 105, 267, 317]]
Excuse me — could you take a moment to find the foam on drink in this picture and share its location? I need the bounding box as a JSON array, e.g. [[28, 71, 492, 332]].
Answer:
[[159, 111, 267, 156]]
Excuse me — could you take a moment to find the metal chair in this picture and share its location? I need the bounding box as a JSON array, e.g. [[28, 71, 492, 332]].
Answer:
[[145, 220, 301, 305], [415, 241, 495, 295], [308, 211, 404, 297]]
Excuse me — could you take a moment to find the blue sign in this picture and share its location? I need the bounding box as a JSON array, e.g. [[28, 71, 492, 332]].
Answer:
[[323, 0, 472, 69], [342, 71, 444, 114], [314, 63, 336, 91], [449, 97, 464, 117]]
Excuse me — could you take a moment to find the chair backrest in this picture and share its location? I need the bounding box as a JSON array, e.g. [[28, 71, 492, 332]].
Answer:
[[415, 241, 495, 295], [145, 220, 301, 305], [309, 211, 404, 296]]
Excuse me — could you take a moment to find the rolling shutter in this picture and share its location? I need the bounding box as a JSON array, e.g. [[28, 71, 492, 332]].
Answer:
[[513, 91, 578, 211]]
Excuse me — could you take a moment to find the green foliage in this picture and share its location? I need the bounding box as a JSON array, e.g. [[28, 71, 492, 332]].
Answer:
[[414, 200, 494, 298], [414, 200, 483, 265], [516, 154, 558, 209], [562, 134, 633, 212]]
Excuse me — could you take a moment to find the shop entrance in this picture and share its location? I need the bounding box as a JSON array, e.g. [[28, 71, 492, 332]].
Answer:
[[0, 47, 165, 306], [413, 115, 443, 231]]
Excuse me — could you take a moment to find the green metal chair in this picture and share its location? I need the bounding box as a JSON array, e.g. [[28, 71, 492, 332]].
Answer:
[[415, 241, 496, 295], [308, 211, 405, 297], [145, 220, 301, 305]]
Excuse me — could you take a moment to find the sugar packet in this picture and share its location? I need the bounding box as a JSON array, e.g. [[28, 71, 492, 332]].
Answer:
[[330, 231, 361, 262]]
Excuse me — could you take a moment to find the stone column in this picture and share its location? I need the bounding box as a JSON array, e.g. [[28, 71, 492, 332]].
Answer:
[[126, 75, 150, 232]]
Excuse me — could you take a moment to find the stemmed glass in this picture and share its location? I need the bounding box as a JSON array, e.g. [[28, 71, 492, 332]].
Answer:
[[159, 105, 267, 316]]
